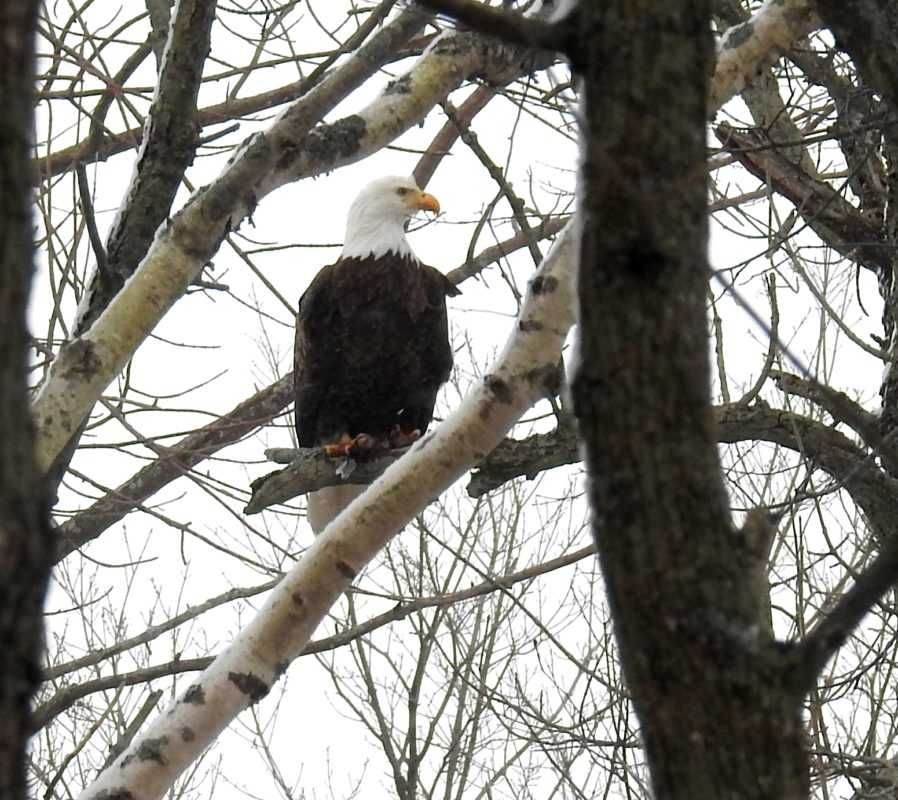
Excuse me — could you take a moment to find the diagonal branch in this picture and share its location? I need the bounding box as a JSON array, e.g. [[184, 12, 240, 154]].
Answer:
[[45, 0, 220, 493], [788, 536, 898, 694], [37, 541, 594, 731], [37, 0, 406, 179], [75, 0, 218, 334], [54, 375, 293, 561], [716, 122, 892, 273]]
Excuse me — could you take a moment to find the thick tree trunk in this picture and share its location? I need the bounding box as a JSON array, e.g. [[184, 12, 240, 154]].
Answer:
[[570, 3, 807, 798], [0, 4, 53, 797]]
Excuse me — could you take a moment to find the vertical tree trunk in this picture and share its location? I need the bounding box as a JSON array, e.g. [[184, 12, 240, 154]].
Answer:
[[570, 3, 807, 798], [0, 4, 53, 797]]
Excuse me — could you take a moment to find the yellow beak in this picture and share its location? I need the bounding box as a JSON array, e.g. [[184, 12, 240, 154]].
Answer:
[[408, 190, 440, 214]]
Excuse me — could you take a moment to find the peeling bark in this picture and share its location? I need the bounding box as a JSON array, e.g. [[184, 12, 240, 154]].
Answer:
[[710, 0, 821, 113]]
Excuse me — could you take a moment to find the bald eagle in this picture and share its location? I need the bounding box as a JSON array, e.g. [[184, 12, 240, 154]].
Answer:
[[295, 176, 459, 534]]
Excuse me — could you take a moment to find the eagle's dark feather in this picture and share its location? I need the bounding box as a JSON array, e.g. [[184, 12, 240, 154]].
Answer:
[[294, 253, 459, 449]]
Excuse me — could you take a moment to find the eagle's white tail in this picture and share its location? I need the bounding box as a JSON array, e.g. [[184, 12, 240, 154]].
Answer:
[[307, 484, 366, 535]]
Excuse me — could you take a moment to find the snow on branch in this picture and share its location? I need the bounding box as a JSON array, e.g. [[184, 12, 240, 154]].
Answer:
[[31, 10, 548, 472], [710, 0, 821, 113], [75, 222, 576, 800]]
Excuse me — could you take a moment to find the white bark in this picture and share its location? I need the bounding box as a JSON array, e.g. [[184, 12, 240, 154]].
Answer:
[[710, 0, 822, 113], [75, 222, 577, 800]]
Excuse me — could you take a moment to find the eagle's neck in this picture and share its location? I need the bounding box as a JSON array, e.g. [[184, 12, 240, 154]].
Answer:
[[340, 210, 416, 261]]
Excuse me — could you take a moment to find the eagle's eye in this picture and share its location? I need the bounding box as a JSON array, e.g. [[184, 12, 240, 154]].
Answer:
[[396, 187, 410, 197]]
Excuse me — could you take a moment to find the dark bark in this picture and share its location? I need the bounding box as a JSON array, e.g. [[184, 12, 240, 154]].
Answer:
[[814, 1, 898, 116], [570, 3, 806, 798], [77, 0, 218, 334], [0, 4, 53, 797], [415, 0, 572, 51]]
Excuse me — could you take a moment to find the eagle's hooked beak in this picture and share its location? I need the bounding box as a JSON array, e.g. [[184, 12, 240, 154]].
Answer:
[[408, 190, 440, 215]]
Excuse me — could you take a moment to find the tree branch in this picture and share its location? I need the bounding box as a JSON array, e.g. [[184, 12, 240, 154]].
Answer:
[[246, 447, 410, 514], [38, 540, 594, 731], [55, 375, 293, 561], [710, 0, 821, 113], [789, 535, 898, 694], [45, 0, 220, 496], [75, 0, 218, 334], [771, 370, 882, 440], [36, 0, 406, 179], [716, 122, 892, 274], [415, 0, 573, 52], [814, 1, 898, 119], [250, 397, 898, 552]]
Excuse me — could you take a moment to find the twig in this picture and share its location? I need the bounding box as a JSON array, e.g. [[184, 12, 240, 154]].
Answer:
[[788, 535, 898, 694]]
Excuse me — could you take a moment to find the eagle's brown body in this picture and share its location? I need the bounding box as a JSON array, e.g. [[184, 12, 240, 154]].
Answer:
[[293, 175, 454, 534], [294, 253, 458, 449]]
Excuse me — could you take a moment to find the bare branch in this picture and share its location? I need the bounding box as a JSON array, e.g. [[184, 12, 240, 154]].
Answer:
[[771, 370, 882, 438], [246, 447, 409, 514], [789, 536, 898, 694], [716, 122, 892, 273], [39, 541, 594, 732], [55, 375, 292, 560], [76, 0, 218, 334], [37, 0, 406, 179], [415, 0, 572, 52], [34, 659, 211, 731]]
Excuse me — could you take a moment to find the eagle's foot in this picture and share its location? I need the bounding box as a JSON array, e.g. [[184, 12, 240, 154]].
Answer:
[[388, 426, 421, 449], [323, 428, 419, 459], [322, 432, 359, 456], [323, 432, 389, 460], [349, 433, 388, 456]]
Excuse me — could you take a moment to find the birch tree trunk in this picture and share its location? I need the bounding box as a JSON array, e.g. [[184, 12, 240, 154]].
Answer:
[[0, 3, 53, 797]]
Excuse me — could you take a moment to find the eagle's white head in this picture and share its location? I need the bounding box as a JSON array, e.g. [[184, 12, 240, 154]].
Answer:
[[340, 175, 440, 260]]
